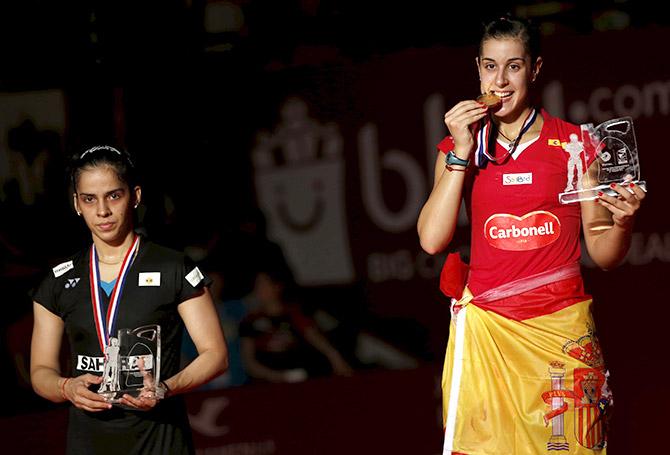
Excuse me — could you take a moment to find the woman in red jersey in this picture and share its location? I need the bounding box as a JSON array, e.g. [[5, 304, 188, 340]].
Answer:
[[418, 16, 644, 455]]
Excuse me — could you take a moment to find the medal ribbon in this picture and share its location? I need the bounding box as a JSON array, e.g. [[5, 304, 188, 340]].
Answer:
[[476, 108, 537, 167], [474, 116, 492, 167], [89, 235, 140, 354]]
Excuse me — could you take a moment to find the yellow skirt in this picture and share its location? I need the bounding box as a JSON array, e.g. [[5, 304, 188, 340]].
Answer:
[[441, 277, 611, 455]]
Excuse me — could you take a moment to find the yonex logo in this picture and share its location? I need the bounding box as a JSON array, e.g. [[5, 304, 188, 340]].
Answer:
[[65, 278, 81, 289]]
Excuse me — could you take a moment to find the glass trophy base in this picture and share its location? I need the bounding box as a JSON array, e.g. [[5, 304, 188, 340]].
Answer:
[[100, 386, 165, 404], [559, 180, 646, 204]]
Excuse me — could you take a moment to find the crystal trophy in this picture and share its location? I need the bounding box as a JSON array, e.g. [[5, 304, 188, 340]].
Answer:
[[97, 325, 162, 403], [559, 117, 647, 204]]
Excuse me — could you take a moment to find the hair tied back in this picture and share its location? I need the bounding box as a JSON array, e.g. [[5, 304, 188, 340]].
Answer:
[[80, 145, 120, 159], [79, 145, 134, 167]]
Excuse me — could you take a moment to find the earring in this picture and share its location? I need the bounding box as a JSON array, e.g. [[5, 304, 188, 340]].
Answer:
[[134, 204, 139, 209], [76, 211, 81, 216]]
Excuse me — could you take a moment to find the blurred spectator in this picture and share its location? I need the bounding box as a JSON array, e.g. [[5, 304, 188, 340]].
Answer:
[[208, 205, 290, 301], [181, 205, 292, 388], [5, 119, 50, 207], [240, 267, 353, 383], [181, 267, 250, 390]]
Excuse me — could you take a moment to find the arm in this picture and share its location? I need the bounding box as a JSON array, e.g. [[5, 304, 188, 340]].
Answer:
[[166, 288, 228, 394], [302, 327, 353, 376], [240, 337, 286, 383], [581, 182, 645, 270], [30, 302, 109, 411], [417, 152, 469, 254], [30, 302, 67, 402], [120, 288, 228, 409], [417, 100, 487, 254]]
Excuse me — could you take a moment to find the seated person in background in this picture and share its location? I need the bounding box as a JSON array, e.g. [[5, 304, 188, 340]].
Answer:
[[240, 268, 353, 383]]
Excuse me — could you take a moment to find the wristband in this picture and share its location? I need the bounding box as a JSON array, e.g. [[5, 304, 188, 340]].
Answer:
[[445, 150, 470, 168], [446, 164, 468, 172], [159, 380, 171, 398]]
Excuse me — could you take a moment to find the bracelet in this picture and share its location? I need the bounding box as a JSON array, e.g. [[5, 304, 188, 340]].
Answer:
[[60, 377, 71, 400], [445, 163, 468, 172], [160, 380, 171, 397]]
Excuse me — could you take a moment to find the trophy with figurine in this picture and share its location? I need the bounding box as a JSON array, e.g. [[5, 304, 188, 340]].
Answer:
[[559, 117, 647, 204], [97, 325, 163, 403]]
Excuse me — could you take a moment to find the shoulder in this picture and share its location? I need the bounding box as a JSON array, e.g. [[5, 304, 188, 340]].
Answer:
[[139, 238, 211, 291], [541, 109, 581, 138], [286, 304, 315, 329], [48, 249, 88, 279], [33, 248, 87, 304], [139, 239, 188, 266]]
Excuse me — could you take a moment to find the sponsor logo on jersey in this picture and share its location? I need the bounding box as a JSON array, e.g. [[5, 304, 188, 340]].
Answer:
[[65, 278, 81, 289], [139, 272, 161, 286], [76, 354, 153, 372], [52, 260, 74, 278], [484, 210, 561, 251], [186, 266, 205, 287], [548, 138, 563, 147], [503, 172, 533, 186], [77, 355, 106, 372]]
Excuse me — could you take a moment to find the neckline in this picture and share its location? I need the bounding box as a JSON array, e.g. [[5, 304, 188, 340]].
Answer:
[[92, 231, 139, 265], [496, 110, 548, 160], [88, 234, 147, 265]]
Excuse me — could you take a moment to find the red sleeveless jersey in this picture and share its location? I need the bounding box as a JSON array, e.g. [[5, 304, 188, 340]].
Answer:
[[437, 110, 587, 295]]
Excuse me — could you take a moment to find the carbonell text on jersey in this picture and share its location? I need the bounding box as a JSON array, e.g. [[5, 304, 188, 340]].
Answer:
[[488, 221, 556, 239], [484, 211, 561, 251]]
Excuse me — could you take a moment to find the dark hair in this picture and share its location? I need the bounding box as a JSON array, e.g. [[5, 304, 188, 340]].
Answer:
[[256, 262, 298, 302], [260, 265, 295, 288], [69, 145, 138, 193], [479, 15, 541, 62]]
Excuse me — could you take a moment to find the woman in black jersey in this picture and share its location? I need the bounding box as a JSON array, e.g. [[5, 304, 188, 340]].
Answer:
[[30, 145, 228, 454]]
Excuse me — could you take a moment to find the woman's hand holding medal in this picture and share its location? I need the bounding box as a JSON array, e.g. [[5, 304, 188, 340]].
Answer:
[[443, 92, 501, 159]]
